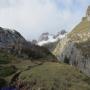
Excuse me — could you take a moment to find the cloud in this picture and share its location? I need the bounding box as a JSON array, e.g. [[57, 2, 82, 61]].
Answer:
[[0, 0, 90, 40]]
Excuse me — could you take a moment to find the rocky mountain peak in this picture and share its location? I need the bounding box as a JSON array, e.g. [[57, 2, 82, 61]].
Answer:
[[37, 30, 67, 46], [38, 32, 49, 42], [0, 27, 26, 47], [86, 5, 90, 21], [53, 30, 67, 39], [0, 27, 56, 61]]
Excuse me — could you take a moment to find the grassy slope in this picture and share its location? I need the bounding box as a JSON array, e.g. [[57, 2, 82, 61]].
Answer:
[[70, 18, 90, 35], [69, 18, 90, 56], [0, 52, 90, 90], [0, 51, 56, 87], [0, 45, 90, 90], [53, 17, 90, 57], [18, 62, 90, 90]]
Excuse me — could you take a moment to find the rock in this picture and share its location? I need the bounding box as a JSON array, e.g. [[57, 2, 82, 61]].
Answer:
[[86, 5, 90, 21], [0, 27, 57, 61], [53, 6, 90, 76]]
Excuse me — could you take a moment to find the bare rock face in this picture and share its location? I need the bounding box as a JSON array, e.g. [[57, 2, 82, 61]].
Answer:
[[86, 5, 90, 21], [0, 27, 34, 60], [0, 27, 26, 53], [53, 6, 90, 76], [38, 32, 49, 42], [53, 38, 90, 75]]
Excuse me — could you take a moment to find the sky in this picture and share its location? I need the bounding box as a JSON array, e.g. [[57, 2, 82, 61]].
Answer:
[[0, 0, 90, 40]]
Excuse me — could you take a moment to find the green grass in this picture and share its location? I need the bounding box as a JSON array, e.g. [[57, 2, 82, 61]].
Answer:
[[70, 17, 90, 34], [68, 17, 90, 41], [0, 51, 16, 64], [0, 66, 17, 77], [18, 62, 90, 90], [0, 53, 10, 64]]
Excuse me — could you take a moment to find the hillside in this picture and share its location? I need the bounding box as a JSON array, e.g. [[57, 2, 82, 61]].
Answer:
[[69, 17, 90, 41], [1, 53, 90, 90], [0, 27, 56, 61], [0, 27, 90, 90], [10, 62, 90, 90], [0, 27, 57, 88], [53, 6, 90, 76]]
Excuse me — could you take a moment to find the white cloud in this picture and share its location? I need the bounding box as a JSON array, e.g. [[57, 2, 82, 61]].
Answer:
[[0, 0, 89, 40]]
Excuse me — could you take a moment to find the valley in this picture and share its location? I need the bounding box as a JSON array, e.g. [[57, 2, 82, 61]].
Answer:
[[0, 5, 90, 90]]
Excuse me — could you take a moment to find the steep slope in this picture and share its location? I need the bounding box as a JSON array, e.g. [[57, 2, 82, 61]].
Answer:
[[0, 27, 26, 46], [53, 6, 90, 76], [0, 26, 90, 90], [0, 28, 57, 87]]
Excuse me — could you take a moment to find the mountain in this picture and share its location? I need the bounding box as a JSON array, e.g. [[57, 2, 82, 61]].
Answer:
[[37, 30, 67, 51], [1, 7, 90, 90], [0, 27, 58, 88], [53, 6, 90, 76], [0, 27, 26, 48], [0, 27, 56, 61], [1, 52, 90, 90], [1, 27, 90, 90], [38, 30, 67, 46]]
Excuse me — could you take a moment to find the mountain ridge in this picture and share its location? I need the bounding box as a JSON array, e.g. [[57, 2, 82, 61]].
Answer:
[[53, 6, 90, 76]]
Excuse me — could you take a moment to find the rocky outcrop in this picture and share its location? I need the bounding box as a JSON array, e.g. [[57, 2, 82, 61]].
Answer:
[[0, 27, 26, 53], [37, 30, 67, 52], [53, 35, 90, 76], [53, 6, 90, 76], [86, 5, 90, 21], [38, 32, 49, 42]]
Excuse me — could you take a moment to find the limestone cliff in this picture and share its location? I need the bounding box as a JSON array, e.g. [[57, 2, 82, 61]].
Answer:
[[53, 6, 90, 75]]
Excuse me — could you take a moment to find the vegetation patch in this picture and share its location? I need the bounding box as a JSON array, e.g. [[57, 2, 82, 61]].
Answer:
[[0, 66, 17, 77], [0, 53, 10, 64], [14, 62, 90, 90]]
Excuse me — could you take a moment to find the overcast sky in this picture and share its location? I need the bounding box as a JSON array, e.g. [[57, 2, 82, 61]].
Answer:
[[0, 0, 90, 40]]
